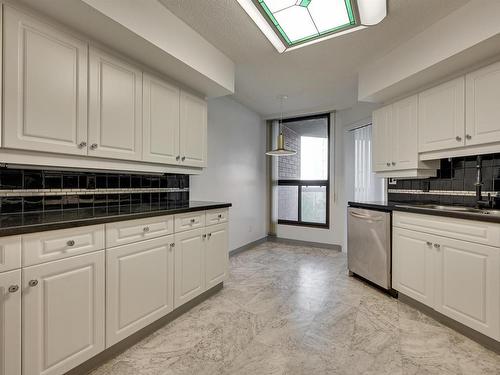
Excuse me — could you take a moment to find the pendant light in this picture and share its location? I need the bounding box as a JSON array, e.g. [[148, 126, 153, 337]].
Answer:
[[266, 95, 297, 157]]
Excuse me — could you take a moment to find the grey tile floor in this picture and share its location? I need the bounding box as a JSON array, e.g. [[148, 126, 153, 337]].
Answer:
[[90, 241, 500, 375]]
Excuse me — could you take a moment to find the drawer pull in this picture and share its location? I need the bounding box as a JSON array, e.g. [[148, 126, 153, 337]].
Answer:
[[433, 243, 441, 249], [190, 218, 196, 224], [208, 233, 212, 239], [67, 240, 75, 247], [202, 234, 207, 239], [8, 285, 19, 293], [143, 226, 150, 233], [218, 214, 222, 219], [426, 241, 432, 246], [28, 280, 38, 287]]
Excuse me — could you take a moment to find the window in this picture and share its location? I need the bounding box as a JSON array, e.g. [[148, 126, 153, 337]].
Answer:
[[277, 114, 329, 228], [255, 0, 356, 46]]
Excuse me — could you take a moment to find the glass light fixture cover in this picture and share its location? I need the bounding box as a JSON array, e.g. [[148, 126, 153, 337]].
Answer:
[[266, 132, 297, 156]]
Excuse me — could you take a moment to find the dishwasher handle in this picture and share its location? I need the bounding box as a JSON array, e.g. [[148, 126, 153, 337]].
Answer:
[[349, 211, 383, 221]]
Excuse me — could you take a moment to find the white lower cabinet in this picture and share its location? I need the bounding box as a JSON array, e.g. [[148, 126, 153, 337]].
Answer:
[[0, 269, 21, 375], [174, 228, 206, 308], [22, 252, 105, 375], [106, 236, 174, 347], [393, 214, 500, 341], [205, 223, 229, 289]]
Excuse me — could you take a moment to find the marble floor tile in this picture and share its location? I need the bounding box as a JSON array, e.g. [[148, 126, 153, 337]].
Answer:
[[90, 241, 499, 375]]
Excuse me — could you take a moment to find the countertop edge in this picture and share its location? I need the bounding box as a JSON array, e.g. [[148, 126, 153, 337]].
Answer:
[[0, 202, 232, 237]]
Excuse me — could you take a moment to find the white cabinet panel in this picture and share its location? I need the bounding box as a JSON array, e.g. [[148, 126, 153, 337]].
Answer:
[[143, 73, 180, 164], [393, 228, 435, 307], [205, 223, 228, 289], [465, 61, 500, 146], [106, 236, 174, 347], [206, 209, 229, 226], [0, 236, 21, 273], [418, 77, 465, 152], [22, 225, 105, 266], [174, 228, 205, 308], [434, 237, 499, 340], [106, 215, 174, 248], [392, 95, 418, 170], [3, 6, 88, 155], [180, 91, 207, 168], [372, 105, 392, 172], [89, 47, 142, 161], [0, 270, 21, 375], [174, 211, 206, 233], [22, 252, 105, 375]]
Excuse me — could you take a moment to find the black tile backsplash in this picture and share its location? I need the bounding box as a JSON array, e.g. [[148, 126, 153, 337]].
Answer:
[[388, 153, 500, 207], [0, 168, 190, 214]]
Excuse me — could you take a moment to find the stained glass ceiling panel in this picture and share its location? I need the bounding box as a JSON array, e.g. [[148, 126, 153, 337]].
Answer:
[[256, 0, 356, 46]]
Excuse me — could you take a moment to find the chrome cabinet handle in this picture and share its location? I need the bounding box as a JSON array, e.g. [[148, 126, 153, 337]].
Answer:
[[90, 143, 98, 150], [181, 156, 186, 161], [202, 234, 207, 239], [208, 233, 212, 239], [218, 214, 222, 219], [190, 218, 196, 223], [426, 241, 432, 246], [386, 162, 390, 167], [78, 141, 87, 148], [28, 280, 38, 287], [466, 134, 472, 140], [433, 243, 441, 249], [143, 226, 150, 233], [66, 240, 75, 247], [391, 162, 396, 166], [176, 155, 180, 161], [170, 243, 175, 247], [455, 136, 462, 142], [8, 285, 19, 293]]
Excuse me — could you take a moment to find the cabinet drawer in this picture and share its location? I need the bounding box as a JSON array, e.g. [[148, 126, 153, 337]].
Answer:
[[393, 212, 500, 248], [106, 215, 174, 248], [206, 208, 228, 226], [174, 211, 205, 233], [0, 236, 21, 272], [22, 225, 105, 266]]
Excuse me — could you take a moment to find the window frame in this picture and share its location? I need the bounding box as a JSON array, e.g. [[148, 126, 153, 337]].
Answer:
[[277, 113, 330, 229]]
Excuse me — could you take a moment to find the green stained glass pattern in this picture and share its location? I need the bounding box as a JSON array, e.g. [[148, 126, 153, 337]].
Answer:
[[256, 0, 356, 47]]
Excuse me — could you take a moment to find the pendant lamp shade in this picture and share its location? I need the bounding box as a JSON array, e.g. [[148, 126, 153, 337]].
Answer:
[[266, 95, 296, 157]]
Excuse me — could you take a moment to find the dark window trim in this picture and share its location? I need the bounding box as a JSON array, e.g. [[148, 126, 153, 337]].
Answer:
[[277, 113, 330, 229]]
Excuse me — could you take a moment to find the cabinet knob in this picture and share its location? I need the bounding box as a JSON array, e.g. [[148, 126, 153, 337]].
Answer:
[[433, 243, 441, 249], [8, 285, 19, 293], [455, 136, 462, 142], [202, 234, 207, 239], [143, 226, 150, 232], [466, 134, 472, 140], [391, 162, 396, 166], [176, 155, 180, 161], [386, 162, 391, 167], [181, 156, 186, 161], [218, 214, 222, 219], [208, 233, 212, 239], [78, 141, 87, 148], [66, 240, 75, 247], [190, 218, 196, 223], [28, 280, 38, 287], [90, 143, 98, 150], [426, 241, 432, 246], [170, 243, 175, 248]]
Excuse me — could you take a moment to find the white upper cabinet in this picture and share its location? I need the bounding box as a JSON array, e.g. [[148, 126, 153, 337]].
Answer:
[[418, 77, 465, 153], [88, 47, 142, 161], [465, 61, 500, 146], [180, 91, 207, 168], [0, 270, 21, 375], [392, 95, 418, 170], [372, 105, 392, 172], [3, 6, 88, 156], [143, 73, 180, 164]]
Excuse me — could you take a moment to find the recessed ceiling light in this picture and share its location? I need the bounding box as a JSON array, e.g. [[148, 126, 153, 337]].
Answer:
[[237, 0, 387, 53]]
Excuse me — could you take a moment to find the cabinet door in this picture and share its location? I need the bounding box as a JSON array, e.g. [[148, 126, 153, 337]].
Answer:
[[392, 95, 418, 170], [106, 236, 174, 347], [434, 237, 499, 340], [174, 228, 205, 308], [372, 105, 392, 172], [392, 228, 434, 307], [0, 270, 21, 375], [143, 73, 180, 164], [3, 6, 88, 155], [89, 47, 142, 161], [0, 236, 21, 273], [205, 223, 229, 289], [22, 252, 105, 375], [418, 77, 465, 152], [465, 61, 500, 146], [179, 91, 207, 168]]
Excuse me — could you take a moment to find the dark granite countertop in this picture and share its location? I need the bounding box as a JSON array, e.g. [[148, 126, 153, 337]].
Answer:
[[0, 201, 231, 237], [348, 200, 500, 224]]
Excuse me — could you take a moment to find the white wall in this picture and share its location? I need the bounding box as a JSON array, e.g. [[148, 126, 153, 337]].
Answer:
[[190, 96, 267, 252]]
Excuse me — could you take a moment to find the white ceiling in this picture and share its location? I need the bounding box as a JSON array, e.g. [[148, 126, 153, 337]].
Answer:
[[160, 0, 469, 116]]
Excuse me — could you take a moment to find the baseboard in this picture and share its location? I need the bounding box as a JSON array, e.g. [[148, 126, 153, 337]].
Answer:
[[229, 236, 268, 256], [398, 293, 500, 354], [267, 235, 342, 251], [67, 283, 224, 375]]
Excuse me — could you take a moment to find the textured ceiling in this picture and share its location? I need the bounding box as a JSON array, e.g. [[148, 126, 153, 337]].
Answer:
[[160, 0, 469, 116]]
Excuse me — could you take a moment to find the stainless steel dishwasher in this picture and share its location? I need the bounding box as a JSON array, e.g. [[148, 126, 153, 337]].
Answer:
[[347, 207, 392, 290]]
